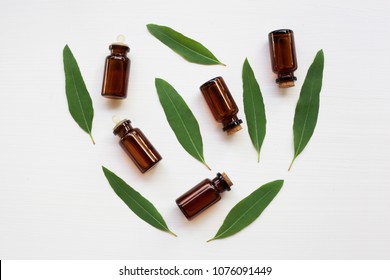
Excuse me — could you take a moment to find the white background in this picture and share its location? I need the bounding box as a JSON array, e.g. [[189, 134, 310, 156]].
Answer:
[[2, 260, 390, 280], [0, 0, 389, 259]]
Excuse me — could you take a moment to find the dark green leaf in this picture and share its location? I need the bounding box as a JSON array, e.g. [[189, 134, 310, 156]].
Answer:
[[102, 166, 177, 237], [289, 49, 325, 170], [208, 180, 284, 242], [155, 78, 210, 170], [242, 58, 267, 162], [147, 24, 225, 66], [63, 45, 95, 144]]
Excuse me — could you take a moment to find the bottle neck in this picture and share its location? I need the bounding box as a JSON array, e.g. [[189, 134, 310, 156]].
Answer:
[[113, 119, 133, 138], [110, 44, 130, 55], [212, 173, 232, 193], [276, 73, 297, 88], [222, 115, 243, 133]]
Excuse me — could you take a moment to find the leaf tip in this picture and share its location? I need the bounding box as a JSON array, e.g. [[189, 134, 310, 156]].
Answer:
[[154, 77, 163, 85], [276, 179, 285, 186], [146, 23, 155, 31], [102, 166, 112, 177], [63, 44, 70, 55]]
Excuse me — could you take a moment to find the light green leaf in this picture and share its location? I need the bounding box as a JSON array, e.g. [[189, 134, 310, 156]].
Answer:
[[155, 78, 210, 170], [242, 58, 267, 162], [102, 166, 176, 237], [208, 180, 284, 242], [147, 24, 225, 66], [289, 49, 325, 170], [63, 45, 95, 144]]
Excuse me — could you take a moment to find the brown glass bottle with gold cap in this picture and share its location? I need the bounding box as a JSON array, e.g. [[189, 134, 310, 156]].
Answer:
[[268, 29, 298, 88], [113, 119, 162, 173], [101, 35, 131, 99], [200, 77, 243, 135], [176, 172, 233, 220]]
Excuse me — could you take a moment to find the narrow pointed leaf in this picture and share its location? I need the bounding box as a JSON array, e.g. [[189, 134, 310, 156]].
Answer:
[[155, 78, 210, 170], [242, 58, 267, 162], [102, 166, 176, 237], [147, 24, 225, 66], [208, 180, 284, 242], [289, 49, 325, 170], [63, 45, 95, 144]]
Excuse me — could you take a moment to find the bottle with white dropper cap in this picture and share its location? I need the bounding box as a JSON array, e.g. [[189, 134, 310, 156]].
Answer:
[[101, 35, 131, 99]]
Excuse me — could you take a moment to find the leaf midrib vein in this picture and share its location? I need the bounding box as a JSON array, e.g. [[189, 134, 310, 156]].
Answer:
[[152, 27, 218, 64], [245, 68, 260, 151], [295, 81, 315, 156], [161, 83, 204, 163], [68, 58, 91, 134], [110, 174, 167, 231], [215, 187, 275, 239]]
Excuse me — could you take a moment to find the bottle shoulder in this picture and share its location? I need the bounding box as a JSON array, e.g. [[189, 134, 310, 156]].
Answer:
[[106, 54, 130, 62]]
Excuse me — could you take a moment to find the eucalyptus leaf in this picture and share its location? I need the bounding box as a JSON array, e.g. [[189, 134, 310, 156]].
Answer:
[[208, 180, 284, 242], [155, 78, 210, 170], [289, 49, 325, 171], [63, 45, 95, 144], [242, 58, 267, 162], [102, 166, 177, 237], [147, 24, 225, 66]]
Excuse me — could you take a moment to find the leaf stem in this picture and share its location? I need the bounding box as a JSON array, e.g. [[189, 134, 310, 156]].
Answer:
[[203, 161, 211, 171], [257, 152, 260, 163], [168, 230, 178, 237], [89, 133, 95, 145], [288, 156, 296, 171]]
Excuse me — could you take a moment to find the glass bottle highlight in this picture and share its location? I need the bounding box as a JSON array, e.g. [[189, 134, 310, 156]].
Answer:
[[176, 172, 233, 220], [113, 119, 162, 173], [268, 29, 298, 88], [200, 76, 243, 135], [101, 35, 131, 99]]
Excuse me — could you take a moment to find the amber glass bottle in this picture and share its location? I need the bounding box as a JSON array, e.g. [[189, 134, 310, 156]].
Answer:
[[176, 172, 233, 220], [113, 119, 162, 173], [200, 76, 243, 135], [101, 35, 131, 99], [268, 29, 298, 88]]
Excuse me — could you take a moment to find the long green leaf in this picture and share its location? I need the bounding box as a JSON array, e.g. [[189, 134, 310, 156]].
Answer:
[[289, 50, 325, 170], [208, 180, 284, 242], [242, 58, 267, 162], [63, 45, 95, 144], [147, 24, 225, 66], [155, 78, 210, 170], [102, 166, 177, 237]]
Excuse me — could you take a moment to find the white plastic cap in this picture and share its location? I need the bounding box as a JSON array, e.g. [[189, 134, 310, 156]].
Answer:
[[112, 34, 128, 46]]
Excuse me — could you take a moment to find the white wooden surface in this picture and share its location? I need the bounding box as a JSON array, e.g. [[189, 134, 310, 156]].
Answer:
[[0, 0, 389, 259]]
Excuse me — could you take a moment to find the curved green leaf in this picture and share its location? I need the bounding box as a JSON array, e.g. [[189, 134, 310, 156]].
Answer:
[[63, 45, 95, 144], [242, 58, 267, 162], [147, 24, 225, 66], [208, 180, 284, 242], [289, 49, 325, 170], [102, 166, 176, 237], [155, 78, 210, 170]]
